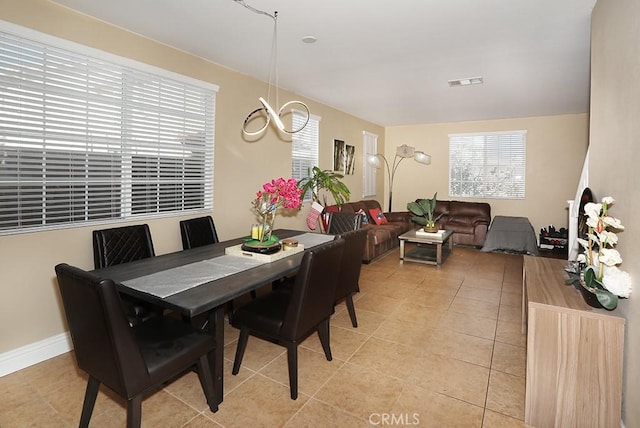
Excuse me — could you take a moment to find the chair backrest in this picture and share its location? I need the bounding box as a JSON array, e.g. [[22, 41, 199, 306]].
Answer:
[[54, 263, 148, 397], [334, 228, 368, 301], [327, 211, 362, 234], [281, 239, 344, 340], [92, 224, 155, 269], [180, 216, 219, 250]]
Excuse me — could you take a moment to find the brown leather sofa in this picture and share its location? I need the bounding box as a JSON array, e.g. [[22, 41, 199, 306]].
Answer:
[[326, 199, 491, 263], [325, 199, 413, 263], [431, 200, 491, 247]]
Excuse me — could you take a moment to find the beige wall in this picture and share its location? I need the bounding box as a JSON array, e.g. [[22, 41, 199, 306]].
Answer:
[[591, 0, 640, 425], [385, 114, 589, 234], [0, 0, 384, 353]]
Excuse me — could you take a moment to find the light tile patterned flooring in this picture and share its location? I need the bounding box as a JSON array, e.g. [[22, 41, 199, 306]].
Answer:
[[0, 246, 536, 427]]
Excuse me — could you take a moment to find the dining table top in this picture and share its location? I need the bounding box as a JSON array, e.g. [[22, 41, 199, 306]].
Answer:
[[90, 229, 322, 318]]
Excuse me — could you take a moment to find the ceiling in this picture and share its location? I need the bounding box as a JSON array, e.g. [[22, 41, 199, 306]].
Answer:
[[51, 0, 597, 127]]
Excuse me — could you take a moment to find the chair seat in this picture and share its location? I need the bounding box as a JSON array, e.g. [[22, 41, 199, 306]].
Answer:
[[134, 316, 214, 376], [231, 291, 290, 336]]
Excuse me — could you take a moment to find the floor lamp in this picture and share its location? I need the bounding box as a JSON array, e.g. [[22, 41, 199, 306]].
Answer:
[[368, 144, 431, 212]]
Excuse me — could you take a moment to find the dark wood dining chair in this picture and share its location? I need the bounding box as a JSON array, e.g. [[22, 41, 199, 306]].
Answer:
[[334, 227, 368, 327], [92, 224, 162, 325], [327, 211, 362, 234], [231, 239, 345, 399], [54, 263, 218, 427], [179, 215, 219, 250]]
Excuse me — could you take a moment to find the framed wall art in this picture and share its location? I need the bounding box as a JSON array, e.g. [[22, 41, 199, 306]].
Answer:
[[333, 139, 345, 173], [344, 144, 355, 175]]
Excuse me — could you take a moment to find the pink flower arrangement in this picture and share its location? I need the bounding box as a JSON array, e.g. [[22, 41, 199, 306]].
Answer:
[[254, 177, 303, 211], [252, 178, 302, 243]]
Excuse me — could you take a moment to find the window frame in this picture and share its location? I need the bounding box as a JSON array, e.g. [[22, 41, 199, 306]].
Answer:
[[0, 22, 218, 235], [448, 130, 526, 199], [291, 110, 320, 202], [362, 131, 378, 198]]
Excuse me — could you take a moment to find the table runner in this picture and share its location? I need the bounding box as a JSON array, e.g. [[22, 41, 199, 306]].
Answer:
[[122, 232, 335, 298]]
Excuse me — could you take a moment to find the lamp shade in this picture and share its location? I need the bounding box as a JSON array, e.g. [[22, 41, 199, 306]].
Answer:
[[367, 154, 382, 168], [414, 151, 431, 165]]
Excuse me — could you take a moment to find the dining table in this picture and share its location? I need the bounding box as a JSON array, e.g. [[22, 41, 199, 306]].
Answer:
[[90, 229, 336, 408]]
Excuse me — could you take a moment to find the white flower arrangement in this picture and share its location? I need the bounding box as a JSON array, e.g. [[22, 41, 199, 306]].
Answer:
[[576, 196, 632, 309]]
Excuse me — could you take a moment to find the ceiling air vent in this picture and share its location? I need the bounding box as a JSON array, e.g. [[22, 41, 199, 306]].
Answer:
[[448, 77, 483, 87]]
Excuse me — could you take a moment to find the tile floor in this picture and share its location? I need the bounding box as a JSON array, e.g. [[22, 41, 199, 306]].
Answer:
[[0, 246, 535, 427]]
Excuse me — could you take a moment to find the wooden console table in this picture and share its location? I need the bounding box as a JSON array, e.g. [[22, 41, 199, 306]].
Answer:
[[522, 256, 625, 428]]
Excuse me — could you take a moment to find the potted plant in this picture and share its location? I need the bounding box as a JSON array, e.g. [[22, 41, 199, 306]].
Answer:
[[297, 167, 351, 231], [297, 167, 350, 207], [565, 196, 633, 310], [407, 192, 446, 232]]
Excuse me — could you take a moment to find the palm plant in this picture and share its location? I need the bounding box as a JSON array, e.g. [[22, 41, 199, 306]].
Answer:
[[407, 192, 445, 231], [297, 167, 351, 206]]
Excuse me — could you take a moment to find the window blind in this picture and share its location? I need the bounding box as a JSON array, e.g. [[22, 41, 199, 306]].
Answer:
[[362, 131, 377, 197], [448, 131, 526, 199], [0, 28, 216, 234], [291, 110, 320, 201]]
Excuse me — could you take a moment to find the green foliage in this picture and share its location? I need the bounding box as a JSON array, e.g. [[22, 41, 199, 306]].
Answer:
[[566, 265, 619, 310], [407, 192, 438, 227], [595, 289, 618, 310], [297, 167, 351, 206]]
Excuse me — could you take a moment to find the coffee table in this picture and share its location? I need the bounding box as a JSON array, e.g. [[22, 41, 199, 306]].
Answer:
[[398, 229, 454, 266]]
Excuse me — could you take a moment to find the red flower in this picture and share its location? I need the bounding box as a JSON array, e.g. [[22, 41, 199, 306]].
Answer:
[[253, 177, 302, 214]]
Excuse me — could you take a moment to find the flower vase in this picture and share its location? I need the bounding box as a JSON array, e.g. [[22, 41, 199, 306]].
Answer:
[[260, 211, 276, 244], [578, 279, 604, 309], [423, 225, 438, 233]]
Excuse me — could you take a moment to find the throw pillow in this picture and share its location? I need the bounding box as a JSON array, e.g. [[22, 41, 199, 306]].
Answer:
[[369, 208, 388, 225], [356, 208, 369, 224]]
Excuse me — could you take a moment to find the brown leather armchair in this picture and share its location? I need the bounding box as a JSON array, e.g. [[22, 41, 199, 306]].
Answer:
[[432, 200, 491, 247]]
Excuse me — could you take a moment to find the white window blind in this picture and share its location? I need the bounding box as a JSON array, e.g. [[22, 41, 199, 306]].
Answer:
[[362, 131, 377, 197], [291, 110, 320, 201], [0, 27, 216, 234], [449, 131, 526, 199]]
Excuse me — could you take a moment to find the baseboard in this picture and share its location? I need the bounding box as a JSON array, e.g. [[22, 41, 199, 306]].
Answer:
[[0, 332, 72, 377]]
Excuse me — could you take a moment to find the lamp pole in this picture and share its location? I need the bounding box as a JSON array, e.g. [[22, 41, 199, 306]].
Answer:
[[368, 145, 431, 212], [374, 154, 409, 212]]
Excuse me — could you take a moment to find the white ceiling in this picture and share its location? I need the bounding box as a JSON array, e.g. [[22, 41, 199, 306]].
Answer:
[[51, 0, 597, 126]]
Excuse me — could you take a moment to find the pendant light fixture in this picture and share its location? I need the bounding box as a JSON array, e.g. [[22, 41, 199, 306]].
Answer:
[[234, 0, 310, 137]]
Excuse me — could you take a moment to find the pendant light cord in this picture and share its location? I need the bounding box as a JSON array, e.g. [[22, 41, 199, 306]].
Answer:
[[233, 0, 310, 136]]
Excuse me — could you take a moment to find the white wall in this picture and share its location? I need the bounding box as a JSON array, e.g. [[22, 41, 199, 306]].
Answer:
[[590, 0, 640, 425], [385, 114, 589, 234]]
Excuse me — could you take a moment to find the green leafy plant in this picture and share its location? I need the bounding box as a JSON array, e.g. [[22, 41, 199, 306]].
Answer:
[[297, 167, 351, 206], [407, 192, 446, 229]]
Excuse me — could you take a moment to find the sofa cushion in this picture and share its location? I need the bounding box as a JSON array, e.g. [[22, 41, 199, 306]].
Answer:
[[448, 201, 491, 218], [369, 208, 388, 225], [434, 200, 450, 218], [363, 224, 392, 246], [443, 218, 476, 235]]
